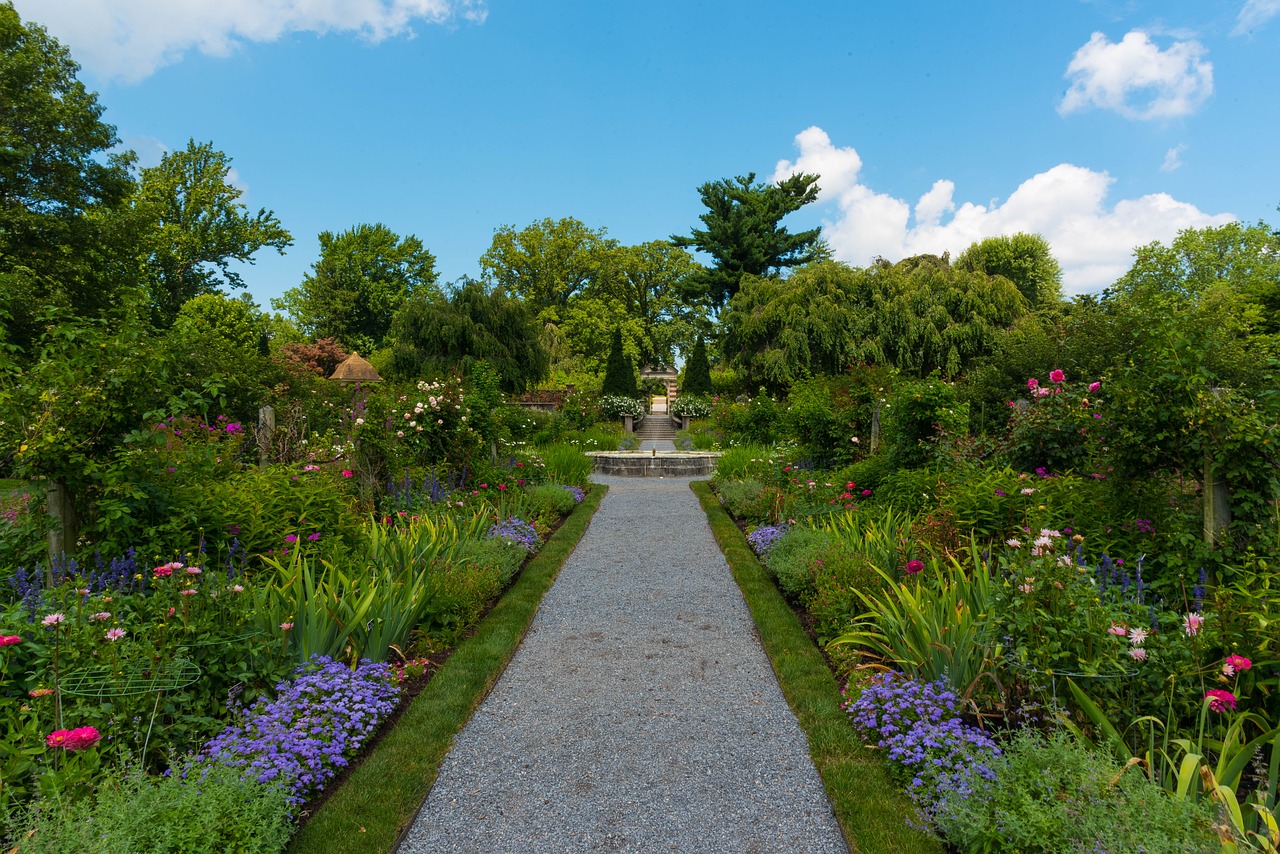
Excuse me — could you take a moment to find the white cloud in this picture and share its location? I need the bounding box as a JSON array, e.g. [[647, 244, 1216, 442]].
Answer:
[[1160, 144, 1186, 172], [1059, 31, 1213, 120], [771, 127, 1235, 295], [1234, 0, 1280, 34], [14, 0, 487, 83]]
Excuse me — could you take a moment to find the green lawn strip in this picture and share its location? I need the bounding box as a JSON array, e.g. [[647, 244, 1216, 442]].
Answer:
[[691, 481, 940, 854], [288, 485, 607, 854]]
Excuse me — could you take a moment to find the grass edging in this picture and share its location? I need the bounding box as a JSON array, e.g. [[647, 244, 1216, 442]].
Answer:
[[690, 481, 941, 854], [288, 485, 607, 854]]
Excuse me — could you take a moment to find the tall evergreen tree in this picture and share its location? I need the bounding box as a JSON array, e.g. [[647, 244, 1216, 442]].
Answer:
[[672, 172, 827, 309], [601, 327, 637, 397], [682, 336, 712, 396]]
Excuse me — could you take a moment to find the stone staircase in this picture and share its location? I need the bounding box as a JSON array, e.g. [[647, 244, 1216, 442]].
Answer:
[[636, 410, 678, 442]]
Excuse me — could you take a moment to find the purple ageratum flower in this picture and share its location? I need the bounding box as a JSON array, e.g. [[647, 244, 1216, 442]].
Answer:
[[201, 656, 400, 807], [560, 485, 586, 504], [746, 525, 789, 557], [844, 673, 1000, 826], [487, 517, 540, 553]]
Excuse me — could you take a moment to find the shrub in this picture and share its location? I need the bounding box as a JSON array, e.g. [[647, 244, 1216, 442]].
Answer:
[[597, 395, 644, 420], [715, 479, 782, 525], [17, 760, 292, 854], [526, 483, 578, 519], [872, 467, 940, 514], [930, 728, 1216, 853], [762, 526, 838, 603], [669, 394, 713, 419]]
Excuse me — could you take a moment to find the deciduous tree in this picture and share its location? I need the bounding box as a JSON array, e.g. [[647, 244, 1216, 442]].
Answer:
[[136, 140, 292, 324], [276, 223, 438, 354]]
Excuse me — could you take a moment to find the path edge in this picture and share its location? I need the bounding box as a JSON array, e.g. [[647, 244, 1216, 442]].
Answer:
[[287, 485, 608, 854], [690, 480, 942, 854]]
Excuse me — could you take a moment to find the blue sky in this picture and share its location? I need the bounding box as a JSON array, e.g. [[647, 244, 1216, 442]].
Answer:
[[17, 0, 1280, 302]]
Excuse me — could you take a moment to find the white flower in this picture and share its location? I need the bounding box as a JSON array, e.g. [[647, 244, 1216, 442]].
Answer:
[[1128, 627, 1148, 645]]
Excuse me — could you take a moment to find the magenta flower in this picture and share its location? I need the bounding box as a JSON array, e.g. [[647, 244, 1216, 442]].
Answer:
[[1205, 689, 1237, 713], [0, 635, 21, 646], [1088, 381, 1101, 392], [1027, 378, 1040, 391], [1225, 654, 1252, 672], [47, 726, 101, 751], [341, 469, 353, 477], [307, 532, 321, 541], [905, 560, 924, 575], [284, 534, 298, 543], [1049, 369, 1065, 383]]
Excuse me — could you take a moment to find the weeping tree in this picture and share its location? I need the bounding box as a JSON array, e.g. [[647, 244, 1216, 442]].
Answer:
[[388, 278, 548, 392], [600, 327, 638, 398]]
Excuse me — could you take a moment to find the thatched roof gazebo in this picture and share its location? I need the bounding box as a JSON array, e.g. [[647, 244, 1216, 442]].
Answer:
[[328, 352, 383, 385]]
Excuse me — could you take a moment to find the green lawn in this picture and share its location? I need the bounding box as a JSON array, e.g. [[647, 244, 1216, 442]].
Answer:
[[288, 485, 606, 854], [691, 480, 941, 854]]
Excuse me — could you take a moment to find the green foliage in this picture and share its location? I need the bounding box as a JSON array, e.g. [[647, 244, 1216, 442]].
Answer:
[[716, 479, 781, 525], [600, 327, 638, 397], [167, 293, 282, 421], [525, 483, 578, 518], [536, 444, 593, 486], [672, 172, 827, 308], [712, 391, 781, 445], [613, 240, 707, 367], [0, 3, 137, 353], [712, 445, 780, 481], [481, 217, 618, 321], [669, 394, 713, 419], [135, 140, 292, 326], [881, 374, 968, 470], [389, 279, 548, 393], [929, 729, 1215, 853], [681, 335, 713, 395], [830, 544, 1001, 701], [954, 232, 1063, 309], [18, 761, 293, 854], [276, 223, 438, 355], [785, 375, 878, 466]]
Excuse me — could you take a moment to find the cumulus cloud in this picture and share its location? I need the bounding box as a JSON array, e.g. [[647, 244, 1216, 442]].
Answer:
[[771, 127, 1234, 295], [1160, 144, 1186, 172], [14, 0, 487, 83], [1059, 31, 1213, 120], [1234, 0, 1280, 34]]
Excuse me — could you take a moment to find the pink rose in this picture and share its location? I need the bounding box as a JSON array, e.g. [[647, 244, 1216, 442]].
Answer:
[[1088, 381, 1101, 392], [1049, 369, 1065, 383], [1027, 378, 1039, 391]]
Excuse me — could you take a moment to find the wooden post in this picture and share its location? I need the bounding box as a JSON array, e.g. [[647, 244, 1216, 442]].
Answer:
[[257, 404, 275, 466], [869, 403, 882, 454], [46, 479, 77, 578], [1203, 451, 1232, 546]]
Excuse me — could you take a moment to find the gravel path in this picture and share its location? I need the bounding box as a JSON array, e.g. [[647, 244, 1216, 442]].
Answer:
[[398, 475, 846, 854]]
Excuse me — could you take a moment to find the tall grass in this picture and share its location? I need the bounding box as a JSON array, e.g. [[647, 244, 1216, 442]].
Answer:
[[538, 443, 593, 486], [712, 445, 777, 480], [816, 506, 918, 577]]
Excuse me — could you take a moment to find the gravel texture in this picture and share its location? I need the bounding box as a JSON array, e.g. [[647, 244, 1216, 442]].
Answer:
[[398, 475, 846, 854]]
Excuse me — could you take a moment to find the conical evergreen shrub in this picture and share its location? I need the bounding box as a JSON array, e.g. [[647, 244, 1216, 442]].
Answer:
[[682, 336, 712, 396], [601, 327, 638, 398]]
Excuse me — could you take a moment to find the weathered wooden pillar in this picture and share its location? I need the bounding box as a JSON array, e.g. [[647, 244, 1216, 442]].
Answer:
[[1203, 452, 1231, 546], [869, 403, 882, 454], [257, 404, 275, 466], [46, 479, 77, 577]]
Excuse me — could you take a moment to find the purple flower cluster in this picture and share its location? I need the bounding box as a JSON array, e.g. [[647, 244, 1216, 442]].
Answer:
[[746, 524, 789, 556], [202, 656, 400, 806], [560, 485, 586, 504], [845, 673, 999, 820], [487, 517, 540, 553]]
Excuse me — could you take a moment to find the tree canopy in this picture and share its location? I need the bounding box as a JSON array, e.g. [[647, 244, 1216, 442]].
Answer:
[[276, 223, 438, 355], [136, 140, 292, 325], [672, 172, 827, 309], [600, 327, 638, 398], [0, 2, 138, 350], [480, 217, 618, 322], [954, 233, 1063, 310], [389, 278, 548, 392]]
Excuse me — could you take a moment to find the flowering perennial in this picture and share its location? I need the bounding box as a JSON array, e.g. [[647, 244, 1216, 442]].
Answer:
[[203, 656, 400, 806], [845, 673, 999, 822], [487, 517, 540, 553], [746, 524, 789, 557], [47, 726, 101, 751]]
